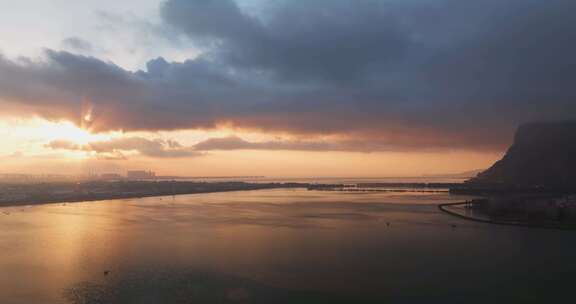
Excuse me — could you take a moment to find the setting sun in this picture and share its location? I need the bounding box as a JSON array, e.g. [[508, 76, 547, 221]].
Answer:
[[0, 118, 121, 160], [37, 121, 111, 145]]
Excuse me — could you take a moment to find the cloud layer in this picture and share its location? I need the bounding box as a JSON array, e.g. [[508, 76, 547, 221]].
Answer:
[[45, 135, 387, 159], [2, 0, 576, 151], [46, 137, 202, 159]]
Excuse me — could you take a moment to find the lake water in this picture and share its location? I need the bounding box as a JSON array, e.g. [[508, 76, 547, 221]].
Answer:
[[1, 189, 576, 303]]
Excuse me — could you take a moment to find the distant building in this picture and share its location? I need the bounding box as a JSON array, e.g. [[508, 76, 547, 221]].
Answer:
[[100, 173, 124, 180], [127, 170, 156, 180]]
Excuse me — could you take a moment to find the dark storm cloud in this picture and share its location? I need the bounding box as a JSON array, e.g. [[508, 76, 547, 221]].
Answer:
[[2, 0, 576, 151], [161, 0, 410, 83]]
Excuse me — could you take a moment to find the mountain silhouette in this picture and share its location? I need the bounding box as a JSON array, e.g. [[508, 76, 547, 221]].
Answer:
[[470, 121, 576, 187]]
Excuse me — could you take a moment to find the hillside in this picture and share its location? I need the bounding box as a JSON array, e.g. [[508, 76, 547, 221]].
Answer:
[[469, 121, 576, 188]]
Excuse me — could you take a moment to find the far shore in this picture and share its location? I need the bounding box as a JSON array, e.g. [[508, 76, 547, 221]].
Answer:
[[0, 181, 310, 209], [0, 180, 465, 209], [0, 187, 293, 209]]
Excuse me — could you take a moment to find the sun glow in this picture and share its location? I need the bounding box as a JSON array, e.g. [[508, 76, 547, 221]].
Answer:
[[0, 118, 119, 158], [38, 121, 112, 145]]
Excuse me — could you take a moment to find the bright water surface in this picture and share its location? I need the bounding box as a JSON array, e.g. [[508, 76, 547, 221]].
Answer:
[[1, 188, 575, 303]]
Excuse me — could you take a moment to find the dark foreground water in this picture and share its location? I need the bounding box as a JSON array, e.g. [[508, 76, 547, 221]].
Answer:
[[1, 189, 576, 304]]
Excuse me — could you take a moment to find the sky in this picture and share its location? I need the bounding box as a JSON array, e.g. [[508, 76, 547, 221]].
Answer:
[[1, 0, 575, 177]]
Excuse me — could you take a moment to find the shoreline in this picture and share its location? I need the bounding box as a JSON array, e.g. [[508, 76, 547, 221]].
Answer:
[[438, 202, 576, 230], [0, 181, 464, 209], [0, 188, 297, 209], [0, 182, 309, 209]]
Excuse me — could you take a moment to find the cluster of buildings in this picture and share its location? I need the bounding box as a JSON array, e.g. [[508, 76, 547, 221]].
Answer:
[[86, 170, 157, 181], [0, 174, 75, 183], [0, 170, 159, 184], [126, 170, 157, 179]]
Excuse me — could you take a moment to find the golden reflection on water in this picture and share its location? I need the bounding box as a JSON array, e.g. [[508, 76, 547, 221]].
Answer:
[[1, 189, 575, 303], [0, 201, 129, 303]]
